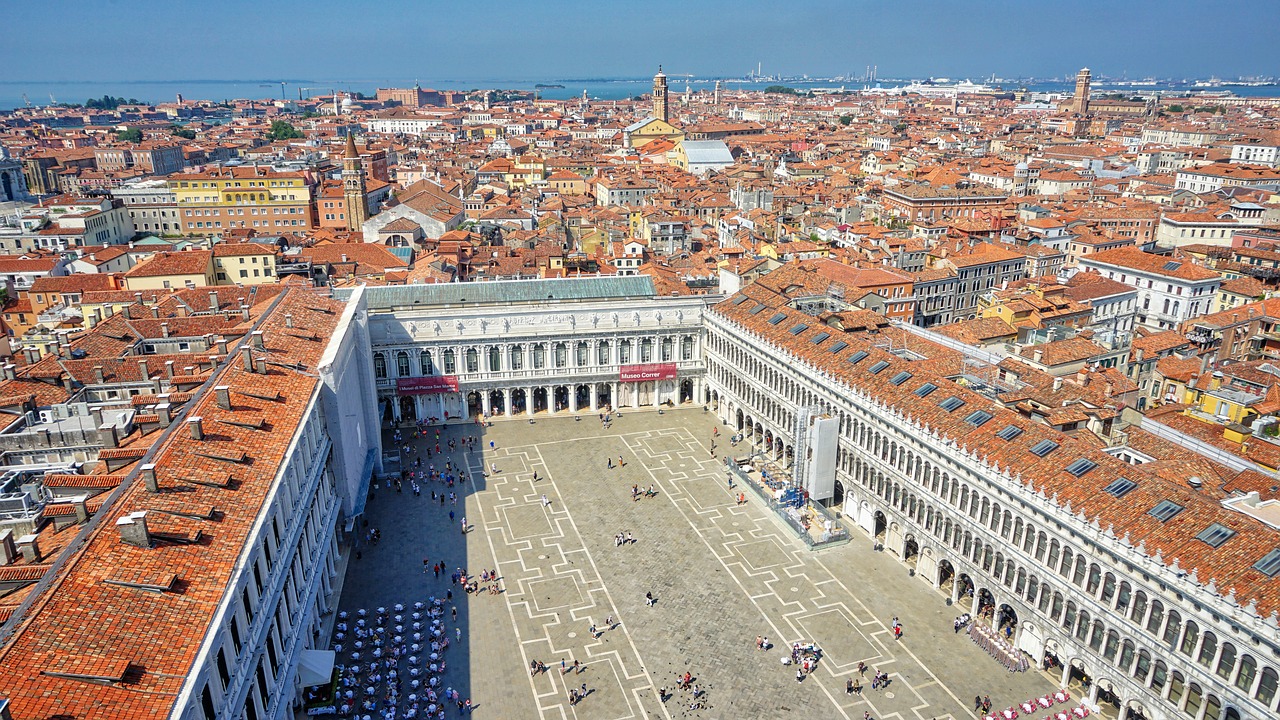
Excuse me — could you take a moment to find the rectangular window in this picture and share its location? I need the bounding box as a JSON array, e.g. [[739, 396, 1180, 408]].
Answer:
[[829, 341, 848, 354], [996, 425, 1024, 441], [788, 323, 808, 335], [1102, 478, 1137, 498], [1030, 440, 1059, 457], [810, 332, 830, 344], [1196, 523, 1236, 548], [848, 350, 868, 365], [938, 396, 965, 412], [1064, 459, 1098, 477], [913, 382, 937, 397], [889, 371, 912, 385], [1148, 500, 1184, 522], [767, 312, 786, 325], [1254, 548, 1280, 577], [868, 360, 890, 374], [964, 410, 993, 427]]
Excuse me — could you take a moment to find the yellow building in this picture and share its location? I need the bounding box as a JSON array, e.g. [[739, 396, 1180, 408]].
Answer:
[[623, 117, 684, 149], [169, 166, 315, 236], [212, 242, 279, 285], [123, 250, 216, 290]]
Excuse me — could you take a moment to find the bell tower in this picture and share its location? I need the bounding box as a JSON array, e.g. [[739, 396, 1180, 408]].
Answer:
[[1072, 68, 1092, 115], [342, 132, 369, 231], [652, 66, 669, 122]]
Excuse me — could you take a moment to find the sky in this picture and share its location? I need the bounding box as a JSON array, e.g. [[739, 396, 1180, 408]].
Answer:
[[4, 0, 1277, 82]]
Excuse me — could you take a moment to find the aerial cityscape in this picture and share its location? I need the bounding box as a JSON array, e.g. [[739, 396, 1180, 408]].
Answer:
[[0, 2, 1279, 720]]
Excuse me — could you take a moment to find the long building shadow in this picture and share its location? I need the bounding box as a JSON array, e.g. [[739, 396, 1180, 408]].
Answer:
[[327, 418, 490, 716]]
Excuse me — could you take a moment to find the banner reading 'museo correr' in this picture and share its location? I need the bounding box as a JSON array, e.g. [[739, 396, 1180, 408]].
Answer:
[[619, 363, 677, 382]]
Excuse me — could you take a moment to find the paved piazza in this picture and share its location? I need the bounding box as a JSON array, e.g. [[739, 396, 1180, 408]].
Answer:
[[336, 409, 1055, 719]]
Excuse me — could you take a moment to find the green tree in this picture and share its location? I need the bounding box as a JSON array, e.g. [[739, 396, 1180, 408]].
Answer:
[[116, 127, 143, 143], [1166, 104, 1184, 113], [838, 115, 852, 126], [266, 120, 303, 141], [170, 125, 197, 139]]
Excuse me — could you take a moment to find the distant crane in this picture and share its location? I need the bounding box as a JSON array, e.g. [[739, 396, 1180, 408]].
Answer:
[[297, 87, 323, 101], [21, 93, 30, 107], [48, 92, 57, 105]]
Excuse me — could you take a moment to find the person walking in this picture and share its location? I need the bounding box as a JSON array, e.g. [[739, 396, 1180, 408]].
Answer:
[[542, 494, 550, 507], [645, 591, 655, 607]]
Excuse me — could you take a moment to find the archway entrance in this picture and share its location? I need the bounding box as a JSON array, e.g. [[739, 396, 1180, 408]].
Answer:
[[597, 383, 612, 410], [575, 384, 591, 410], [680, 379, 693, 404], [1121, 700, 1149, 720], [976, 588, 996, 620], [833, 480, 845, 506], [1066, 661, 1090, 696], [398, 396, 416, 423], [903, 536, 919, 570], [957, 573, 975, 604], [997, 603, 1018, 636], [532, 388, 548, 413], [553, 386, 569, 412], [872, 511, 887, 543], [489, 390, 505, 415], [467, 391, 482, 418], [736, 408, 744, 431], [938, 559, 955, 596]]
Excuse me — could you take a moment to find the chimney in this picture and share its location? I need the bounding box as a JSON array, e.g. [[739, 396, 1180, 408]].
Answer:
[[216, 336, 228, 355], [141, 463, 159, 493], [1032, 349, 1044, 364], [209, 291, 219, 312], [188, 416, 204, 440], [285, 313, 293, 329], [150, 306, 160, 319], [164, 360, 175, 378], [137, 359, 149, 379], [16, 535, 41, 563], [1052, 376, 1063, 391], [90, 406, 103, 429], [215, 385, 231, 410], [241, 307, 250, 321], [98, 422, 118, 448], [161, 322, 170, 338], [134, 291, 143, 304], [73, 496, 89, 523], [1, 364, 14, 381], [0, 530, 16, 565], [241, 346, 254, 372], [93, 365, 105, 384], [251, 331, 264, 349], [155, 402, 172, 428], [341, 254, 348, 263], [116, 511, 151, 548], [255, 357, 268, 374], [24, 348, 39, 364]]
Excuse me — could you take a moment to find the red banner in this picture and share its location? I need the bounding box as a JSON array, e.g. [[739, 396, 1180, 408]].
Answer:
[[619, 363, 677, 383], [396, 376, 459, 395]]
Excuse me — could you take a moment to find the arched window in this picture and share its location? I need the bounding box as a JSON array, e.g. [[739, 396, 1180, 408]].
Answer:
[[1102, 629, 1119, 660], [1133, 650, 1151, 681], [1150, 661, 1168, 692], [1258, 667, 1278, 707], [1062, 601, 1077, 630], [510, 345, 524, 370], [619, 340, 632, 363], [1184, 683, 1204, 718], [1146, 600, 1164, 635], [1179, 620, 1199, 656], [420, 351, 433, 375], [1163, 611, 1182, 647], [1088, 619, 1104, 650], [661, 337, 673, 361], [576, 342, 588, 366], [1058, 546, 1072, 578], [1118, 640, 1135, 671], [1131, 591, 1147, 624], [466, 348, 478, 373], [1167, 671, 1186, 706], [1071, 556, 1087, 586], [1075, 611, 1090, 642], [488, 346, 501, 371], [682, 335, 694, 360], [640, 338, 653, 362], [1235, 654, 1257, 693], [1197, 632, 1217, 668], [598, 340, 610, 365], [374, 353, 386, 379], [443, 349, 456, 374], [1216, 643, 1236, 680], [554, 343, 567, 368], [396, 351, 410, 377], [1086, 564, 1102, 594]]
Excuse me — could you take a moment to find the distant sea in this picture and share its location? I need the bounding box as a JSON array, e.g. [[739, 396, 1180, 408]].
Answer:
[[2, 77, 1278, 112]]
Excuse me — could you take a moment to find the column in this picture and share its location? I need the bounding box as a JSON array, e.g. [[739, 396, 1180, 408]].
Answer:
[[546, 386, 555, 414], [481, 390, 492, 417], [1060, 662, 1072, 688], [653, 381, 662, 409], [525, 387, 534, 416], [504, 389, 513, 417], [589, 385, 598, 412], [611, 382, 620, 411]]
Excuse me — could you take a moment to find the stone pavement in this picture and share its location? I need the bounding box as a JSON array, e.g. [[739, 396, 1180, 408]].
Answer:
[[335, 409, 1055, 719]]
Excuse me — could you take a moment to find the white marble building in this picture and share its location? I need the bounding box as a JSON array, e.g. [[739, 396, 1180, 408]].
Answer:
[[336, 277, 713, 426]]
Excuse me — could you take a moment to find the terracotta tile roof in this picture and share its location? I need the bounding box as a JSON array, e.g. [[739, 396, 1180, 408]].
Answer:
[[711, 261, 1280, 620], [0, 288, 347, 720]]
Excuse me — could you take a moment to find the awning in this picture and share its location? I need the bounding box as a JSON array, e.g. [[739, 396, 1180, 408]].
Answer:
[[298, 649, 335, 687]]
